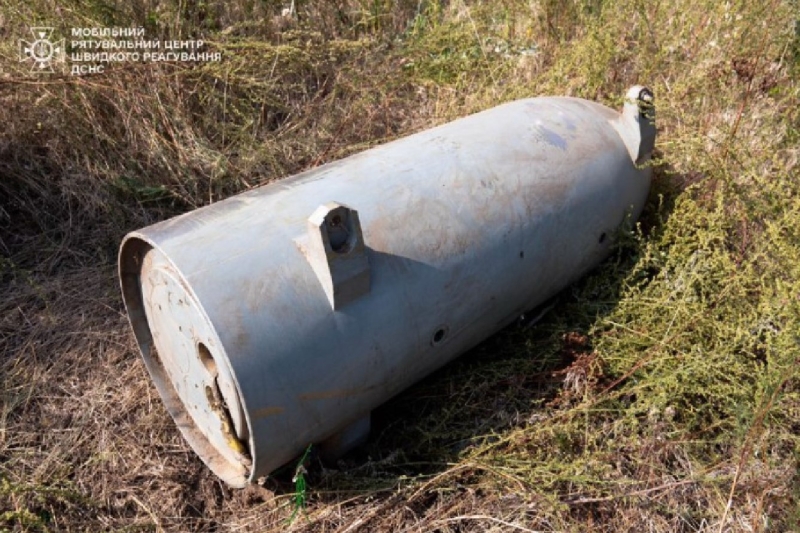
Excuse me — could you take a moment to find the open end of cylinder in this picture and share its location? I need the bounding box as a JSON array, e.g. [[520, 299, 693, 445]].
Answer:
[[119, 236, 252, 487]]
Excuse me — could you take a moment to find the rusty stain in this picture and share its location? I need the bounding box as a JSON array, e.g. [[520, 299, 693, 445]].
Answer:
[[298, 386, 376, 401], [253, 406, 285, 418]]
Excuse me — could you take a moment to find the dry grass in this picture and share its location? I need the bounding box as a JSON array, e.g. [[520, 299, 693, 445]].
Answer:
[[1, 0, 799, 531]]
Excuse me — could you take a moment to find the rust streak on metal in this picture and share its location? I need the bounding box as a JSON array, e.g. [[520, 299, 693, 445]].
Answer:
[[253, 406, 285, 418], [299, 387, 373, 401]]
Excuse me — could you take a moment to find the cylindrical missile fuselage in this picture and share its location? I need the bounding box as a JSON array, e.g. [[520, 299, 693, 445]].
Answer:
[[120, 88, 655, 486]]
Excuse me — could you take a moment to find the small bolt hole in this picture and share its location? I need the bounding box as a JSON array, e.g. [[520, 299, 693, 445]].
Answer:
[[197, 343, 217, 375], [432, 328, 447, 346], [599, 232, 606, 244], [519, 251, 524, 259]]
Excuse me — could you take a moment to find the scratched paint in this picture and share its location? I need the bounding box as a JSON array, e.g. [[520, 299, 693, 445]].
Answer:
[[539, 125, 568, 150]]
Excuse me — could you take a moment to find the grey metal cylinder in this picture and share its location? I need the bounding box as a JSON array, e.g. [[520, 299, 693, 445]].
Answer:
[[119, 86, 656, 487]]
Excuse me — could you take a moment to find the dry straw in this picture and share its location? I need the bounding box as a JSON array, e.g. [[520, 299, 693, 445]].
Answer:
[[1, 0, 799, 531]]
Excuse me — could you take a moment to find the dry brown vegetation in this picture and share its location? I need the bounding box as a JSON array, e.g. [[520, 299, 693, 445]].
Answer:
[[1, 0, 800, 531]]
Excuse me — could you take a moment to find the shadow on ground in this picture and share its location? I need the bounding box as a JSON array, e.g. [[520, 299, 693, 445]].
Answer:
[[261, 155, 690, 506]]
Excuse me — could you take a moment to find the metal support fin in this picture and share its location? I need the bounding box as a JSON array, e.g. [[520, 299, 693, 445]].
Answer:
[[305, 202, 370, 310], [612, 85, 656, 166]]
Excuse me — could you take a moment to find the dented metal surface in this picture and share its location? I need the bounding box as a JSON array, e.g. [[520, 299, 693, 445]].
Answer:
[[119, 86, 656, 487]]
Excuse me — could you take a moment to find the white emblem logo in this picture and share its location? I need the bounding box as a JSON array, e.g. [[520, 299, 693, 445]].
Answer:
[[19, 27, 65, 73]]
